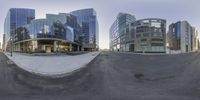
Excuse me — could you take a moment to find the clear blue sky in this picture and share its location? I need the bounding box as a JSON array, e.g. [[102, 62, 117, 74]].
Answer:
[[0, 0, 200, 49]]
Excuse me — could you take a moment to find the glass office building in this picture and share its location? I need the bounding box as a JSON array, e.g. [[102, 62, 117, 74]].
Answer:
[[13, 14, 78, 53], [109, 13, 136, 51], [64, 14, 82, 44], [71, 8, 99, 51], [167, 21, 181, 50], [4, 8, 99, 53], [4, 8, 35, 51]]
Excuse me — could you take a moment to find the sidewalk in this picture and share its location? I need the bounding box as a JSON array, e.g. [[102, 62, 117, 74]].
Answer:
[[5, 51, 100, 77], [115, 51, 167, 56]]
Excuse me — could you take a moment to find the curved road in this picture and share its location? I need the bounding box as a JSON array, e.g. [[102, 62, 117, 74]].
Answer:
[[0, 52, 200, 100]]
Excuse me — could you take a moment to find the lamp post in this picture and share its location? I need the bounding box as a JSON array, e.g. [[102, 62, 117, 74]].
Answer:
[[10, 30, 15, 57], [10, 37, 13, 57]]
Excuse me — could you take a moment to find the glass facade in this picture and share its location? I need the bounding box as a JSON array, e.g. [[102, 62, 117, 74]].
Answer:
[[65, 14, 81, 44], [109, 13, 136, 51], [4, 8, 35, 50], [168, 22, 181, 50], [70, 8, 99, 50], [13, 14, 74, 52], [14, 15, 68, 42], [65, 26, 74, 42], [4, 8, 99, 52]]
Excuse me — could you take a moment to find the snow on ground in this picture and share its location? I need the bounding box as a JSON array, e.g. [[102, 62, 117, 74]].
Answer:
[[5, 51, 100, 77]]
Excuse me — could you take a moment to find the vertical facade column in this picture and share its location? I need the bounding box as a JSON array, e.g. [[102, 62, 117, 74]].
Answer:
[[54, 41, 58, 52], [77, 45, 79, 51], [32, 40, 38, 52], [69, 44, 72, 52], [13, 44, 16, 52], [35, 41, 38, 51], [16, 44, 18, 51], [15, 44, 17, 52], [42, 45, 45, 52], [81, 47, 84, 51], [23, 42, 25, 52], [18, 43, 21, 52]]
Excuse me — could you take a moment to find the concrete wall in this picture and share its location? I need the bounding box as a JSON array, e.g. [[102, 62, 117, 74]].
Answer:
[[180, 21, 192, 53]]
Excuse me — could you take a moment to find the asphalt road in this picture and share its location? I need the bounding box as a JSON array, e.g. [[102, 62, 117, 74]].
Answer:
[[0, 51, 200, 100]]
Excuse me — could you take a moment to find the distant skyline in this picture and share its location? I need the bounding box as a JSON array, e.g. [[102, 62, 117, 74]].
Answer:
[[1, 0, 200, 49]]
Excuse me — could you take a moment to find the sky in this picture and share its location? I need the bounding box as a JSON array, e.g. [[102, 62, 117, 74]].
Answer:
[[0, 0, 200, 49]]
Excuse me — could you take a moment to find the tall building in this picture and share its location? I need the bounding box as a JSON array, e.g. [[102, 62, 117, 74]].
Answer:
[[167, 22, 181, 50], [2, 34, 5, 51], [64, 14, 82, 44], [109, 13, 136, 51], [70, 8, 99, 51], [192, 27, 199, 51], [4, 8, 99, 53], [109, 13, 166, 53], [4, 8, 35, 51], [168, 21, 199, 53], [12, 13, 79, 53]]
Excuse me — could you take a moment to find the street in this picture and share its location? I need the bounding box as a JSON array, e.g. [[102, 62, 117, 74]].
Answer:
[[0, 52, 200, 100]]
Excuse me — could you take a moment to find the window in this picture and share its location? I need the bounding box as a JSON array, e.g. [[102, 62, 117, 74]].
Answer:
[[173, 28, 175, 32], [152, 32, 162, 37], [136, 34, 141, 38], [151, 43, 163, 46], [141, 39, 147, 41], [151, 38, 163, 41], [143, 33, 149, 37], [151, 22, 161, 28]]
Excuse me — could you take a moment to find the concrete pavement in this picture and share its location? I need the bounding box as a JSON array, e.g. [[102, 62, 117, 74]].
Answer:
[[4, 52, 100, 77]]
